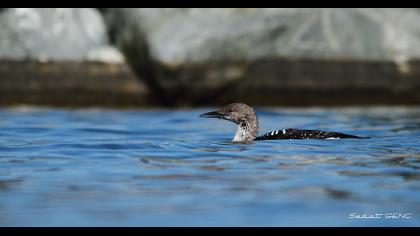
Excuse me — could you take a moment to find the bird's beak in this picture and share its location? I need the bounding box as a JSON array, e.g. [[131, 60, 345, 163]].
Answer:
[[199, 110, 223, 119]]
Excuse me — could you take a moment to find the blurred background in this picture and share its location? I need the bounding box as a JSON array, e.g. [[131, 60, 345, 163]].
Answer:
[[0, 8, 420, 107]]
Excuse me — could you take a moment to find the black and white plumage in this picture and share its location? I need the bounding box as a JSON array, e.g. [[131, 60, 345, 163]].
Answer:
[[255, 128, 361, 140], [200, 103, 365, 142]]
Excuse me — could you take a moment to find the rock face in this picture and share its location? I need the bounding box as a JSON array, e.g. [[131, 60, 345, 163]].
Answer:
[[1, 8, 420, 106], [0, 8, 124, 63], [114, 9, 419, 61], [101, 8, 420, 106], [0, 8, 150, 107], [102, 8, 420, 64]]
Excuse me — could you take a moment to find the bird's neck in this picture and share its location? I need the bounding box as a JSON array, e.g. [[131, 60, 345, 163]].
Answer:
[[232, 117, 259, 142]]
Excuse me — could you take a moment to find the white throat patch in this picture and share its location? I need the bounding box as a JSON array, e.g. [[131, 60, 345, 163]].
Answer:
[[232, 124, 248, 142]]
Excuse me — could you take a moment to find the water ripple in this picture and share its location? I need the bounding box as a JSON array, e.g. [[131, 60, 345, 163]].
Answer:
[[0, 106, 419, 226]]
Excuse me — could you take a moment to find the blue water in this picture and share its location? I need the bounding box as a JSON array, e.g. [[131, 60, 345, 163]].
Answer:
[[0, 106, 419, 226]]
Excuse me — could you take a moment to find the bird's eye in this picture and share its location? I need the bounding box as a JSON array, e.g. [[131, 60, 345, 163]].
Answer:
[[229, 108, 233, 112]]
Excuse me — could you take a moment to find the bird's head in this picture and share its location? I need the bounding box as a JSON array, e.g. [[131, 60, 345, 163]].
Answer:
[[199, 103, 257, 125]]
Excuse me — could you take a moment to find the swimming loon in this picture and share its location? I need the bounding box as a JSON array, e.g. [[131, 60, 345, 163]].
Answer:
[[200, 103, 364, 142]]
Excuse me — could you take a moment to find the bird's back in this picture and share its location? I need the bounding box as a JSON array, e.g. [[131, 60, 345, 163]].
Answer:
[[254, 128, 363, 140]]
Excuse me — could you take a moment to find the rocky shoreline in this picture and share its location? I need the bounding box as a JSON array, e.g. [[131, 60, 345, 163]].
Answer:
[[0, 60, 152, 107], [0, 8, 419, 107], [1, 58, 418, 107]]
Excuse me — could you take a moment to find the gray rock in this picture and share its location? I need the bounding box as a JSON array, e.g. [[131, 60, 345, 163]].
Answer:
[[0, 8, 124, 63], [99, 8, 420, 105], [0, 8, 146, 108], [86, 46, 125, 63], [103, 8, 420, 65]]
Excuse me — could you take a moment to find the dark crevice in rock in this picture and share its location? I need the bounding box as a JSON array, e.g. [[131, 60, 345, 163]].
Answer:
[[119, 25, 175, 107], [99, 8, 175, 107]]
